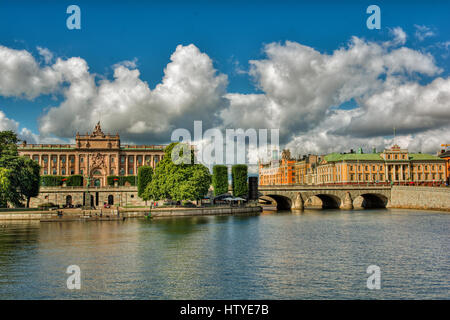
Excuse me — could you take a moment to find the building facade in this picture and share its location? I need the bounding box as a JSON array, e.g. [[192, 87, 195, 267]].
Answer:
[[259, 150, 321, 186], [18, 122, 165, 188], [438, 148, 450, 184], [259, 145, 447, 186]]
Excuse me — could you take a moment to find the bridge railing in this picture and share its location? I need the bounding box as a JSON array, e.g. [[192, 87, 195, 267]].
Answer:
[[259, 182, 447, 188]]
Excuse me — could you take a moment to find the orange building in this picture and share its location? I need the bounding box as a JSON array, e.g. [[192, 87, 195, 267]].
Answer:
[[438, 149, 450, 184], [259, 145, 447, 186], [259, 150, 321, 186]]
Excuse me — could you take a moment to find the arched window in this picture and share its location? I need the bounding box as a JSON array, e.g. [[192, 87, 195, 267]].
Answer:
[[66, 195, 72, 206], [108, 195, 114, 205], [93, 170, 101, 175]]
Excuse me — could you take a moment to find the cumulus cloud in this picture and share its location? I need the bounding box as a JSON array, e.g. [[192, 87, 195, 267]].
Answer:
[[1, 34, 449, 158], [0, 110, 39, 143], [222, 37, 441, 145], [0, 45, 63, 99], [38, 44, 229, 143]]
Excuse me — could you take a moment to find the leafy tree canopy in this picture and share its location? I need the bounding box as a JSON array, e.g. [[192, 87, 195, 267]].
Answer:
[[144, 142, 211, 201], [0, 131, 41, 207]]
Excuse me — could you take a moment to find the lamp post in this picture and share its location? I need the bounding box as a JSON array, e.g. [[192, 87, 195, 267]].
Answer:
[[84, 174, 91, 207]]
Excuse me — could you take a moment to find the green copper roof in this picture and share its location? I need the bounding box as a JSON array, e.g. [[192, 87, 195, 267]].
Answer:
[[18, 146, 75, 150], [324, 152, 383, 162], [408, 153, 443, 161], [324, 152, 443, 162]]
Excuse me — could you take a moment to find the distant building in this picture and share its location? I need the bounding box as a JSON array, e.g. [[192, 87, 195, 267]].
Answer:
[[259, 149, 321, 186], [438, 148, 450, 184], [259, 144, 447, 186]]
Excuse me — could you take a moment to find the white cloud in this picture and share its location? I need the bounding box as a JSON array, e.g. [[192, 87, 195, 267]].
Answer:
[[0, 45, 64, 99], [37, 46, 53, 64], [222, 37, 441, 145], [414, 25, 435, 41], [0, 110, 19, 131], [389, 27, 407, 45], [0, 35, 449, 157], [0, 110, 39, 143], [38, 44, 229, 143]]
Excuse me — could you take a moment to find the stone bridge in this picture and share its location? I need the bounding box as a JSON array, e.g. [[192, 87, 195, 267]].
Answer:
[[258, 185, 392, 210]]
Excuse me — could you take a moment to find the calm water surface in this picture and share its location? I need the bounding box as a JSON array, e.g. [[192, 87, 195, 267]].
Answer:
[[0, 209, 449, 299]]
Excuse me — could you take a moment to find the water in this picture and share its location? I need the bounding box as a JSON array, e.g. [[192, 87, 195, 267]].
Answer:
[[0, 209, 449, 299]]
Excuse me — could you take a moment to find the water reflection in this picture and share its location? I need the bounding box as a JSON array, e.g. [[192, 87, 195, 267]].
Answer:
[[0, 209, 449, 299]]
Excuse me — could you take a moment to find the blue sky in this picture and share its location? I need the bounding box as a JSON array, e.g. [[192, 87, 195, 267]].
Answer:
[[0, 0, 449, 154]]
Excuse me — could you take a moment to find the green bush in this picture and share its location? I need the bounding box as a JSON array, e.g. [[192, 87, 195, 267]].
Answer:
[[231, 164, 248, 197], [41, 176, 63, 187], [212, 165, 228, 196], [40, 175, 83, 187], [67, 175, 83, 186], [107, 175, 136, 186]]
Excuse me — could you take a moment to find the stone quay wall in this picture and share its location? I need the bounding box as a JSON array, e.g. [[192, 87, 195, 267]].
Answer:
[[150, 205, 262, 218], [29, 186, 146, 208], [390, 186, 450, 211]]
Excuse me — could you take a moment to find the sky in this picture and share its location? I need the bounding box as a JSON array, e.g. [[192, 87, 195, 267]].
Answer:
[[0, 0, 450, 159]]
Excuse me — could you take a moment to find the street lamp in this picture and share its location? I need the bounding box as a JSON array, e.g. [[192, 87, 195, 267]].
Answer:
[[84, 174, 91, 207]]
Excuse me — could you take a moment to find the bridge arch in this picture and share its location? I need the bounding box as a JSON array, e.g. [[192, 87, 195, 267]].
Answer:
[[305, 194, 342, 209], [353, 193, 388, 209], [263, 194, 292, 210]]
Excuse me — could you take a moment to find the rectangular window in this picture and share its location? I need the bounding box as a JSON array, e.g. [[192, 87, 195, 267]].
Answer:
[[71, 157, 75, 163], [62, 169, 66, 175], [111, 157, 115, 163], [70, 169, 74, 175], [129, 168, 133, 174], [121, 156, 125, 163], [62, 157, 66, 163]]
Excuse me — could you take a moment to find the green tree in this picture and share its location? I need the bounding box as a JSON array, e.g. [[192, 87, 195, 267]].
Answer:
[[144, 142, 211, 202], [20, 158, 41, 207], [0, 131, 40, 207], [137, 166, 153, 200], [232, 164, 248, 197], [212, 165, 228, 196], [0, 167, 10, 207], [0, 131, 19, 157]]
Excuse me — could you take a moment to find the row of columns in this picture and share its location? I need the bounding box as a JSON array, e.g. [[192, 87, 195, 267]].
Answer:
[[30, 153, 163, 176], [123, 154, 162, 175]]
